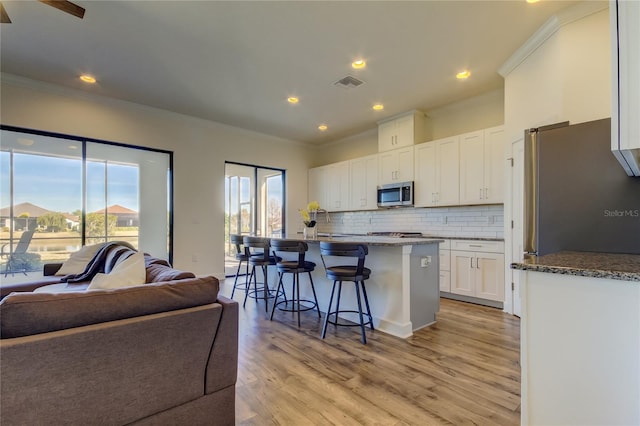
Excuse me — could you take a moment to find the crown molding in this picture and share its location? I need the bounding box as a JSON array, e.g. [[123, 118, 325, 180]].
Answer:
[[498, 1, 608, 77]]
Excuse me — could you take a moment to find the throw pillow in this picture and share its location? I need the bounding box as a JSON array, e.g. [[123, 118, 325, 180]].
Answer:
[[55, 243, 104, 276], [88, 251, 146, 290]]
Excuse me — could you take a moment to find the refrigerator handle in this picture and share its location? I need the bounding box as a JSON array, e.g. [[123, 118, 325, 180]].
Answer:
[[524, 128, 538, 255]]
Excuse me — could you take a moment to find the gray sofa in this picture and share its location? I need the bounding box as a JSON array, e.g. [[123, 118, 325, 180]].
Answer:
[[0, 246, 238, 425]]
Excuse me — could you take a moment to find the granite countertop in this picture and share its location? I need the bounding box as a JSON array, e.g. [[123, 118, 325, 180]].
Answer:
[[511, 251, 640, 282], [285, 234, 444, 247], [422, 235, 504, 242]]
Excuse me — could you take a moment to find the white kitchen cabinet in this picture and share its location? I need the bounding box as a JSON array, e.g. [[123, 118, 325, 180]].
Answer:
[[350, 154, 379, 210], [377, 110, 427, 152], [414, 137, 459, 207], [459, 126, 505, 205], [308, 166, 327, 208], [439, 239, 451, 292], [611, 0, 640, 176], [378, 146, 414, 184], [450, 240, 504, 302], [309, 162, 349, 212], [325, 161, 350, 212]]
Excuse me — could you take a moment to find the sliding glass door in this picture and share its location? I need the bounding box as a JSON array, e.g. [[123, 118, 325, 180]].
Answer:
[[0, 126, 172, 283], [224, 162, 284, 276]]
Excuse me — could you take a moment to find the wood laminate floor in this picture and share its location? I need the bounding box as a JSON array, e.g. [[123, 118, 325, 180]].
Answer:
[[221, 278, 521, 425]]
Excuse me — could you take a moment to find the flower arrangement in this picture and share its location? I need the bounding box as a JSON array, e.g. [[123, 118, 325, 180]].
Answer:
[[300, 201, 320, 227]]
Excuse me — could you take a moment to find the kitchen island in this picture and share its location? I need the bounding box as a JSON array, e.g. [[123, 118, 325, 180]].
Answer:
[[511, 251, 640, 425], [273, 234, 443, 338]]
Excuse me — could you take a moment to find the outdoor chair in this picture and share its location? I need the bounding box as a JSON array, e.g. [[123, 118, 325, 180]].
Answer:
[[1, 230, 36, 277]]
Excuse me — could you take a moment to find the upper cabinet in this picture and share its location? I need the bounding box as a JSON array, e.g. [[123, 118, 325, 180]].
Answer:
[[308, 165, 327, 209], [611, 0, 640, 176], [377, 111, 427, 152], [379, 146, 414, 184], [350, 154, 379, 211], [310, 162, 350, 212], [459, 126, 505, 205], [414, 136, 459, 207]]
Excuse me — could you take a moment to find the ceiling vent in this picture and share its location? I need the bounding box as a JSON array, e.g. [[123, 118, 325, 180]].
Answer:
[[334, 75, 365, 89]]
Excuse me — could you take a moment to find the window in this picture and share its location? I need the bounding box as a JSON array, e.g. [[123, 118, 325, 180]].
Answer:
[[0, 126, 172, 282]]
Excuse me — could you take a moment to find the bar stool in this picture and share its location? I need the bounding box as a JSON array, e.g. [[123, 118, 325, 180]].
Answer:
[[229, 234, 250, 298], [319, 242, 374, 344], [243, 236, 281, 312], [269, 239, 321, 327]]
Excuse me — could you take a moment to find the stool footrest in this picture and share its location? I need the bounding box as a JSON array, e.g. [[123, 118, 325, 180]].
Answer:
[[274, 299, 318, 313], [325, 310, 374, 328]]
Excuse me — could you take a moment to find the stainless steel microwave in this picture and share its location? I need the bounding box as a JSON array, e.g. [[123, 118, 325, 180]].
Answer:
[[377, 182, 414, 207]]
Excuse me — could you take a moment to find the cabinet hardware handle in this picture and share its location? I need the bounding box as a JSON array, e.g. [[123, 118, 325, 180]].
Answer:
[[470, 258, 473, 268], [479, 188, 483, 199], [476, 258, 481, 269], [485, 188, 489, 199], [469, 244, 482, 247]]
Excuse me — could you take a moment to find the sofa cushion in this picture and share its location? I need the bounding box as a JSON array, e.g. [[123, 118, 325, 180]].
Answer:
[[55, 243, 103, 276], [0, 276, 219, 338], [89, 252, 146, 290], [146, 263, 196, 283]]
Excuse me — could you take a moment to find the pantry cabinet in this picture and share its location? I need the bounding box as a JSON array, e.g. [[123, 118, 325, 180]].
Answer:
[[350, 154, 379, 210], [450, 240, 504, 302], [459, 126, 505, 205], [378, 110, 427, 152], [414, 136, 459, 207], [379, 146, 414, 184]]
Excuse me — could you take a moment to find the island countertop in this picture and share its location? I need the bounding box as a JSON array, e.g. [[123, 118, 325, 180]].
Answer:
[[285, 234, 444, 246], [511, 251, 640, 282]]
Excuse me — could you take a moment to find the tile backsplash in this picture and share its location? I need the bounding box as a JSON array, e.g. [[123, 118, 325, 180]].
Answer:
[[314, 205, 504, 239]]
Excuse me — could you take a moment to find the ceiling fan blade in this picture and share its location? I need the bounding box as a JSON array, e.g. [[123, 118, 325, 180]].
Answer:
[[38, 0, 85, 19], [0, 2, 11, 24]]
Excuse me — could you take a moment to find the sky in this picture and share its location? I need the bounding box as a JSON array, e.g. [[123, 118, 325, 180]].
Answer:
[[1, 152, 139, 214]]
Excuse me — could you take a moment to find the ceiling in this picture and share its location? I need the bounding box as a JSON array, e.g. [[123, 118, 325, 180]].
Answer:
[[0, 0, 581, 145]]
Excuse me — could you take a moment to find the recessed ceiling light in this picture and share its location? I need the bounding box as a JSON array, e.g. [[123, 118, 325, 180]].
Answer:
[[456, 70, 471, 80], [287, 96, 299, 104], [372, 104, 384, 111], [352, 59, 366, 69], [318, 124, 328, 131], [526, 0, 540, 3], [80, 74, 96, 84]]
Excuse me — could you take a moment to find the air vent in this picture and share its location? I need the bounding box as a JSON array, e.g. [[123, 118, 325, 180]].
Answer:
[[334, 75, 365, 89]]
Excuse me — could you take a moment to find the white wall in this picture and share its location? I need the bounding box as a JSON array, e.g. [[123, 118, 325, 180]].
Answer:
[[313, 89, 505, 167], [0, 75, 311, 278], [504, 8, 610, 143], [428, 88, 504, 140]]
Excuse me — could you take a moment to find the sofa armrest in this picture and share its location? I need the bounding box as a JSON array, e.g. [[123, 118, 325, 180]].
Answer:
[[205, 295, 239, 394], [43, 263, 63, 276]]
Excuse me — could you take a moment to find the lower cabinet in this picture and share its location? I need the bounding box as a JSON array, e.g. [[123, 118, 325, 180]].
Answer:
[[439, 240, 451, 292], [449, 240, 504, 302]]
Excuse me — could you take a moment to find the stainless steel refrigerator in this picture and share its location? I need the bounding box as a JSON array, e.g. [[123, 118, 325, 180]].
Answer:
[[524, 118, 640, 256]]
